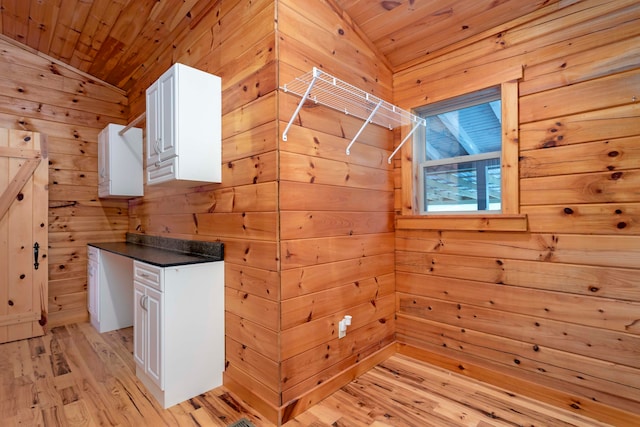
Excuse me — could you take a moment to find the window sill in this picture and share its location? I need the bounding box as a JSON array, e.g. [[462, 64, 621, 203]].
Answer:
[[396, 214, 528, 231]]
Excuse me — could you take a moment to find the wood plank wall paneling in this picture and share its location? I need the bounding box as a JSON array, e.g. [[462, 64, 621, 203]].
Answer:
[[277, 2, 392, 101], [119, 8, 396, 417], [277, 0, 395, 421], [4, 0, 638, 425], [0, 38, 128, 328], [393, 0, 640, 422], [123, 0, 284, 416]]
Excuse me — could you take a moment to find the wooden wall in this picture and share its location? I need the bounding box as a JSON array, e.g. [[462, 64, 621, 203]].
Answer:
[[393, 0, 640, 424], [122, 0, 282, 421], [5, 0, 638, 425], [124, 0, 397, 422], [276, 0, 396, 421], [1, 0, 395, 423], [0, 36, 129, 328]]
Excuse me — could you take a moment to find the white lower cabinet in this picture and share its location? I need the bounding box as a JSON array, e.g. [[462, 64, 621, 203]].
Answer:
[[134, 281, 163, 389], [133, 260, 224, 408], [87, 247, 134, 333]]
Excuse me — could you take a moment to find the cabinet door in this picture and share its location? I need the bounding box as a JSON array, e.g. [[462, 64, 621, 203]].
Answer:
[[158, 70, 176, 160], [146, 81, 161, 165], [133, 282, 146, 370], [145, 286, 163, 389], [87, 259, 99, 320]]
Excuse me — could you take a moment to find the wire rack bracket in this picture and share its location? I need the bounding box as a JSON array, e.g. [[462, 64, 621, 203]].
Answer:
[[281, 67, 425, 163]]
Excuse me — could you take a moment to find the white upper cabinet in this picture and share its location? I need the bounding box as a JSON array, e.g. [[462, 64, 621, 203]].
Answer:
[[98, 124, 143, 198], [145, 63, 222, 186]]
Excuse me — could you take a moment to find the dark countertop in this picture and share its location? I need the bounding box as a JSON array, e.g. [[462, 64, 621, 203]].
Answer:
[[89, 234, 224, 267]]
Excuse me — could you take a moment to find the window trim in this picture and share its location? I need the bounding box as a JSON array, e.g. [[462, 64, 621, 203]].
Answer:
[[396, 213, 528, 231], [398, 80, 524, 231], [500, 80, 520, 215]]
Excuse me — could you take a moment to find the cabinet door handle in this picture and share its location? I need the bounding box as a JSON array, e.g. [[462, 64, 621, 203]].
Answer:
[[139, 294, 148, 311]]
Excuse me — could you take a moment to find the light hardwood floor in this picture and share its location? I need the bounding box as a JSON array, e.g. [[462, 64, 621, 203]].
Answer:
[[0, 322, 613, 426]]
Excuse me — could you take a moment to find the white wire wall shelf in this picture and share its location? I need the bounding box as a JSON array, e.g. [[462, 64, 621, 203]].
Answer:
[[281, 67, 425, 163]]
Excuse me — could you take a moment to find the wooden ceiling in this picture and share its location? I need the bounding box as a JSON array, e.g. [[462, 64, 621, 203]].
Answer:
[[0, 0, 210, 92], [0, 0, 559, 91], [333, 0, 564, 69]]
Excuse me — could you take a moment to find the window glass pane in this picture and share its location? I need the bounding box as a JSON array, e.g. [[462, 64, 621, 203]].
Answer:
[[417, 87, 502, 213], [424, 158, 501, 212], [425, 101, 502, 161], [486, 161, 502, 211]]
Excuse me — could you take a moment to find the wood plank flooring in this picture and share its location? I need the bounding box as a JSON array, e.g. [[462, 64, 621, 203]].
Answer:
[[0, 322, 613, 427]]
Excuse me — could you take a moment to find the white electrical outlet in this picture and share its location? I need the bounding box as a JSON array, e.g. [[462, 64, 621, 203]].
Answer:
[[338, 315, 352, 339]]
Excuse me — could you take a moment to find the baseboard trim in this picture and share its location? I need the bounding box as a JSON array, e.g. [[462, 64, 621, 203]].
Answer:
[[279, 342, 397, 424], [224, 343, 396, 426], [397, 342, 640, 427], [225, 341, 640, 426], [223, 373, 281, 425]]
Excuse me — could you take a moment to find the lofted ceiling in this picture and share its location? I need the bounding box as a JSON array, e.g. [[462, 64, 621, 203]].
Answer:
[[0, 0, 559, 92], [333, 0, 563, 69]]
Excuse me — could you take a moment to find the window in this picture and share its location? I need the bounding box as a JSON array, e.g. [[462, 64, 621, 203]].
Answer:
[[397, 76, 524, 231], [415, 87, 502, 214]]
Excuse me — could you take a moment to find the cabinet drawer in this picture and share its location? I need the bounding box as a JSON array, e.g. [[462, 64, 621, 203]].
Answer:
[[88, 246, 99, 262], [134, 261, 163, 291], [147, 158, 176, 184]]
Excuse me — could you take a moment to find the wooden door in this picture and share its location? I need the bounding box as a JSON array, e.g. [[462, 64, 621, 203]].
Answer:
[[0, 128, 48, 343]]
